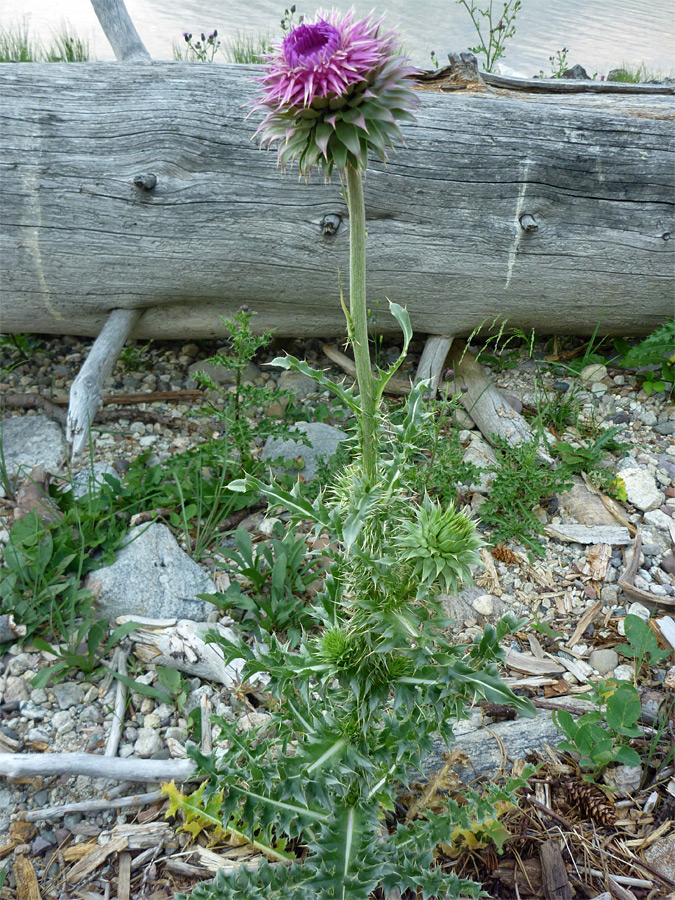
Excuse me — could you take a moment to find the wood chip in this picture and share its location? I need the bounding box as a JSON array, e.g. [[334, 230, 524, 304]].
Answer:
[[584, 542, 612, 580], [545, 524, 631, 545], [539, 840, 573, 899], [67, 835, 127, 883], [14, 854, 41, 900], [504, 650, 564, 675], [566, 599, 603, 649], [118, 851, 131, 900]]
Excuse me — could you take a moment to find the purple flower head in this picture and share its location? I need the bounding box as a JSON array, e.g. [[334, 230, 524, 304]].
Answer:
[[251, 9, 419, 176]]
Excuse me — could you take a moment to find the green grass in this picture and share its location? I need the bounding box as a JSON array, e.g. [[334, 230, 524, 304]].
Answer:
[[606, 62, 673, 83], [0, 23, 90, 62]]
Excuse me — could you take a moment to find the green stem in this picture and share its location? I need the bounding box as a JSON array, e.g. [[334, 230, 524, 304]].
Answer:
[[345, 165, 377, 479]]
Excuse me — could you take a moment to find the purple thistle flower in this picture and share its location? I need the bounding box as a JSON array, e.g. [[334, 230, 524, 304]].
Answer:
[[251, 10, 419, 176]]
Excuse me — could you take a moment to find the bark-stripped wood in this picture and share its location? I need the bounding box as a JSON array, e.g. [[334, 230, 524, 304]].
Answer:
[[66, 308, 141, 457], [90, 0, 150, 62], [0, 63, 672, 340], [415, 336, 454, 396]]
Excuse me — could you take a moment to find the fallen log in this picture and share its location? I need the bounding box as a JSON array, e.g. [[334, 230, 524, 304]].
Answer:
[[1, 63, 672, 340]]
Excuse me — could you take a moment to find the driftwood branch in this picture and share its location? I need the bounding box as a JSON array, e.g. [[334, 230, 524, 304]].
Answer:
[[121, 617, 246, 687], [66, 308, 142, 458], [104, 650, 127, 758], [90, 0, 151, 62], [23, 789, 164, 822], [449, 340, 554, 463], [619, 532, 675, 611], [0, 752, 196, 782], [415, 335, 454, 397]]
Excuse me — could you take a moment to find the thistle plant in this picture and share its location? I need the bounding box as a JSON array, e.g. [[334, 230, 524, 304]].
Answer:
[[251, 9, 418, 478], [171, 14, 535, 899]]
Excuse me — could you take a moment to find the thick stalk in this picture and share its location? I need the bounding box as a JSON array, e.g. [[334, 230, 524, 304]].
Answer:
[[345, 165, 377, 478]]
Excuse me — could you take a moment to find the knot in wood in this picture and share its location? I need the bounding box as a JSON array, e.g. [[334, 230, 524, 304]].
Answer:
[[133, 173, 157, 191], [519, 214, 538, 232], [320, 214, 341, 236]]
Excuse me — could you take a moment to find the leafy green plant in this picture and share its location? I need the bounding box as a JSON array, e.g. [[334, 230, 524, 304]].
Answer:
[[156, 665, 189, 711], [553, 680, 642, 778], [479, 436, 572, 556], [31, 619, 140, 688], [193, 308, 292, 467], [0, 511, 96, 642], [116, 339, 154, 373], [456, 0, 522, 72], [175, 30, 222, 63], [615, 614, 672, 679], [553, 425, 629, 498], [543, 47, 569, 78], [615, 319, 675, 396], [211, 526, 323, 646]]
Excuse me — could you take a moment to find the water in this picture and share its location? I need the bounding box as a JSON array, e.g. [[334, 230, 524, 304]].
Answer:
[[5, 0, 675, 76]]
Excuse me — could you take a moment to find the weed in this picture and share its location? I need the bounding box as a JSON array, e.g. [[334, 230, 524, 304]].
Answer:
[[606, 62, 674, 83], [615, 614, 672, 681], [542, 47, 569, 78], [553, 425, 629, 498], [554, 679, 642, 779], [156, 665, 189, 711], [193, 308, 292, 467], [176, 30, 221, 63], [456, 0, 522, 72], [0, 21, 39, 62], [31, 618, 140, 688], [212, 526, 323, 646], [615, 319, 675, 397], [479, 436, 572, 556], [44, 29, 90, 62], [116, 339, 154, 373]]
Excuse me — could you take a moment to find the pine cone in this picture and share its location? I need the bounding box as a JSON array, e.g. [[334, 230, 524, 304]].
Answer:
[[563, 780, 616, 826], [491, 544, 518, 564]]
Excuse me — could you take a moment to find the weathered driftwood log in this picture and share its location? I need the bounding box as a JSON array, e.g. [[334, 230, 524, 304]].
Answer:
[[1, 63, 672, 339], [66, 307, 141, 457]]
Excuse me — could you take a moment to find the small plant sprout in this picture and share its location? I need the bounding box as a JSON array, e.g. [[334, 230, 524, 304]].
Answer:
[[456, 0, 522, 72]]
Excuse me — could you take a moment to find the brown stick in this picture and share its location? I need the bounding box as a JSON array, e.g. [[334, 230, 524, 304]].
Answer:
[[539, 840, 573, 900]]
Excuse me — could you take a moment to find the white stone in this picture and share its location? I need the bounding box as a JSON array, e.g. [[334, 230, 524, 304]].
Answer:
[[471, 594, 494, 616], [665, 666, 675, 690], [620, 467, 663, 512], [627, 602, 651, 621], [134, 727, 162, 758], [603, 763, 643, 797], [644, 509, 673, 532], [613, 664, 634, 681], [579, 363, 608, 384]]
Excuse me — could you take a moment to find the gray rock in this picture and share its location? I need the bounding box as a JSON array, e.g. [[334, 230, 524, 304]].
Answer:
[[188, 359, 260, 386], [562, 64, 590, 80], [645, 833, 675, 882], [3, 676, 29, 704], [613, 664, 634, 681], [0, 789, 13, 811], [134, 727, 162, 758], [440, 587, 506, 623], [85, 522, 218, 621], [0, 415, 67, 483], [262, 422, 347, 481], [661, 551, 675, 576], [69, 463, 118, 499], [579, 363, 608, 384], [641, 523, 672, 558], [7, 653, 39, 676], [53, 682, 84, 711], [18, 701, 48, 720], [644, 509, 673, 532], [461, 435, 497, 492], [620, 467, 663, 511], [278, 370, 321, 400], [588, 648, 619, 675]]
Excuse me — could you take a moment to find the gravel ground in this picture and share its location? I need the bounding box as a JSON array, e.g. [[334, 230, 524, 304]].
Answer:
[[0, 331, 674, 898]]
